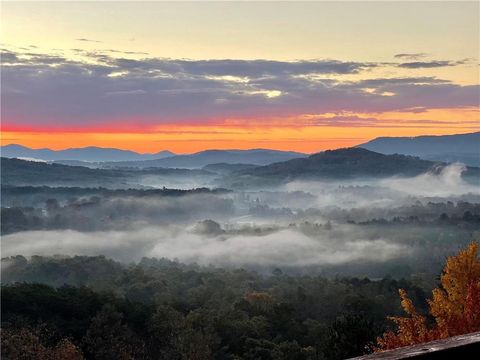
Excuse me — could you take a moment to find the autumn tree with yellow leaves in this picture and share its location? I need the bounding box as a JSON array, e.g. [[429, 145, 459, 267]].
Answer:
[[375, 242, 480, 351]]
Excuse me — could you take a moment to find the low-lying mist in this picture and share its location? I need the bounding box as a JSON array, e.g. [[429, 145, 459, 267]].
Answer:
[[2, 163, 479, 277], [284, 163, 480, 209], [1, 224, 409, 266]]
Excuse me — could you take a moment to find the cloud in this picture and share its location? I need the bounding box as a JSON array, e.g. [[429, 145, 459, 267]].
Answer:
[[105, 49, 149, 55], [104, 57, 375, 78], [1, 47, 478, 128], [301, 114, 462, 128], [0, 226, 408, 267], [399, 61, 455, 69], [105, 89, 147, 97], [1, 50, 19, 63], [394, 53, 429, 60], [398, 58, 473, 69], [1, 50, 68, 65], [356, 77, 449, 86], [75, 38, 103, 43]]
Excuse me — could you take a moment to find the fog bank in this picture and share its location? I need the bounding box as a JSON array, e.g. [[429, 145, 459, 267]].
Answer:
[[1, 225, 408, 267]]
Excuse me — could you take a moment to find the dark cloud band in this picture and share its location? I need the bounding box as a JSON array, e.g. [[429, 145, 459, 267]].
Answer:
[[1, 48, 477, 127]]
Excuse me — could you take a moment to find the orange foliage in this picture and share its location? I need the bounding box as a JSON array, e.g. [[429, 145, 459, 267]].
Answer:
[[1, 328, 84, 359], [375, 242, 480, 351], [244, 292, 274, 312], [244, 292, 274, 304]]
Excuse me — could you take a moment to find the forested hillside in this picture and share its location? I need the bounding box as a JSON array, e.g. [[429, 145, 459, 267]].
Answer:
[[1, 255, 428, 360]]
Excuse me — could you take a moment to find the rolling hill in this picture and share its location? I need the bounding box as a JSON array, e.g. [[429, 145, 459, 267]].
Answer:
[[358, 132, 480, 166], [3, 148, 479, 190], [225, 148, 480, 187], [0, 158, 215, 188]]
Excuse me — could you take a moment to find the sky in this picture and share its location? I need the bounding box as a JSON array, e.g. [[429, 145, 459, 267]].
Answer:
[[1, 1, 479, 153]]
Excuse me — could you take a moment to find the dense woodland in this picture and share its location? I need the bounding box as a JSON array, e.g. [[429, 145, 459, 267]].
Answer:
[[4, 242, 480, 359], [2, 152, 480, 359], [235, 148, 480, 182], [1, 255, 429, 359], [0, 158, 216, 189]]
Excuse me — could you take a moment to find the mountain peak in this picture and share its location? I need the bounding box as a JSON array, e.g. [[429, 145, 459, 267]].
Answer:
[[236, 147, 451, 181]]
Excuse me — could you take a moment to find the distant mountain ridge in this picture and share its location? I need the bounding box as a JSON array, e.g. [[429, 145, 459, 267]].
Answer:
[[0, 144, 175, 162], [1, 145, 306, 168], [358, 132, 480, 166], [98, 149, 307, 169]]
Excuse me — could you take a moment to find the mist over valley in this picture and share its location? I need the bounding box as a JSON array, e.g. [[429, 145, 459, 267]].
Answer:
[[3, 136, 479, 280]]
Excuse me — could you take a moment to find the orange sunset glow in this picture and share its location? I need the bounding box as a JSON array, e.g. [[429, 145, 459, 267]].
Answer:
[[1, 1, 479, 153], [2, 3, 480, 358], [2, 107, 478, 153]]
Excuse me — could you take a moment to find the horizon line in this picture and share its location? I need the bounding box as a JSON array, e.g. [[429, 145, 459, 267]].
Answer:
[[1, 130, 478, 155]]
